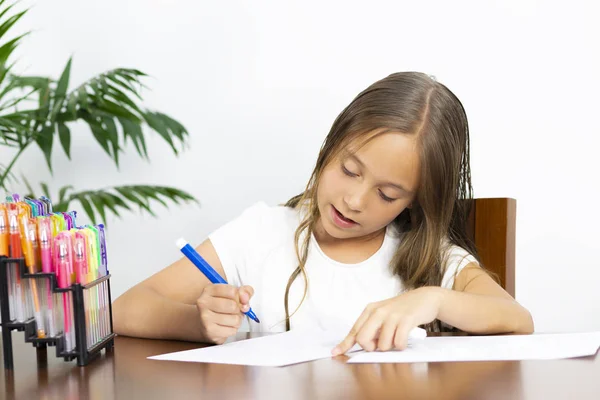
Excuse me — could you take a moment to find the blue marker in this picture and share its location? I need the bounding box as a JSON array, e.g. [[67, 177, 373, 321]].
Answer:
[[176, 238, 260, 323]]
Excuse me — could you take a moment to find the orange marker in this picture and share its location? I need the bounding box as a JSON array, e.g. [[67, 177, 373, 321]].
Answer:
[[7, 204, 25, 322], [17, 208, 46, 338], [0, 204, 8, 256]]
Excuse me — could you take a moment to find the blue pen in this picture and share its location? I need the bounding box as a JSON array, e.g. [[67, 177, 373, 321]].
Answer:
[[176, 238, 260, 323]]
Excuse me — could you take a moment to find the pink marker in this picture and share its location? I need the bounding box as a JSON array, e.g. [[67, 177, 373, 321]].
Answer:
[[55, 233, 75, 352], [38, 217, 53, 273], [74, 232, 88, 285], [38, 217, 56, 336]]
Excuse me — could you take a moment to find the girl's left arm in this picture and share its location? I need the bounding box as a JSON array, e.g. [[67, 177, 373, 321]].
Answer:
[[332, 263, 534, 355], [436, 263, 534, 334]]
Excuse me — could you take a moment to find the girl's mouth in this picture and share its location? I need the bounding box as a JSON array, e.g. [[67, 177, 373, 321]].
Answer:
[[331, 205, 358, 228]]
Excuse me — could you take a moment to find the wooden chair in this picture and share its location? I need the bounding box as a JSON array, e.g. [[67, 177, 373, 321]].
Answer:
[[466, 198, 516, 297]]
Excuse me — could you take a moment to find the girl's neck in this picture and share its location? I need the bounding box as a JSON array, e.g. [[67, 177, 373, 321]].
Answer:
[[313, 218, 387, 264]]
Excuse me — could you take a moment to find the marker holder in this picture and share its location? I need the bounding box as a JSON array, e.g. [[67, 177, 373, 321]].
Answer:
[[0, 256, 115, 369]]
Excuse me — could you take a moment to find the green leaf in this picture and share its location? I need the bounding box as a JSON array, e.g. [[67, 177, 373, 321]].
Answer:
[[66, 92, 78, 118], [144, 111, 177, 154], [40, 182, 50, 197], [98, 192, 121, 217], [113, 69, 146, 86], [106, 83, 143, 115], [0, 75, 46, 104], [55, 58, 72, 97], [117, 184, 198, 215], [105, 73, 142, 100], [89, 192, 107, 224], [96, 98, 141, 121], [118, 117, 147, 159], [154, 112, 188, 143], [7, 75, 50, 89], [57, 122, 71, 159], [77, 195, 96, 225], [37, 81, 51, 122], [0, 1, 18, 22], [0, 33, 27, 65], [114, 186, 156, 216], [58, 185, 73, 203], [0, 116, 28, 145], [35, 125, 54, 173], [106, 193, 131, 210], [155, 186, 198, 204], [135, 185, 168, 207], [102, 116, 120, 167], [0, 62, 13, 89], [83, 115, 112, 160], [51, 58, 72, 120], [57, 183, 197, 222], [77, 86, 89, 108], [0, 87, 37, 111], [116, 68, 148, 80], [0, 10, 27, 44]]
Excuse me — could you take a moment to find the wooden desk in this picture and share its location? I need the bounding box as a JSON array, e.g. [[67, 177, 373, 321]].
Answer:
[[1, 331, 598, 400]]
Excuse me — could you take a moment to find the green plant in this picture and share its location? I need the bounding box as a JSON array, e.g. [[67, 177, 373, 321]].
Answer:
[[0, 0, 197, 223]]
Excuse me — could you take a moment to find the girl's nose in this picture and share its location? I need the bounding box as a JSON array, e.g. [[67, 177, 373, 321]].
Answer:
[[343, 187, 368, 213]]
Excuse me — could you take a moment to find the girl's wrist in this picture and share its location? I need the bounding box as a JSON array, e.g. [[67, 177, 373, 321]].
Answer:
[[416, 286, 446, 317]]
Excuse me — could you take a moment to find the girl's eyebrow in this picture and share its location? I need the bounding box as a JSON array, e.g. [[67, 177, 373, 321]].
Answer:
[[347, 153, 414, 194]]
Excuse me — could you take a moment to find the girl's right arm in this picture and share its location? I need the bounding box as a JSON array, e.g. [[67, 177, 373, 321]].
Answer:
[[112, 239, 253, 344]]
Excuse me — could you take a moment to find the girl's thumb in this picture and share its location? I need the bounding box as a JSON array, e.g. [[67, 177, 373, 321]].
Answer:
[[239, 285, 254, 304]]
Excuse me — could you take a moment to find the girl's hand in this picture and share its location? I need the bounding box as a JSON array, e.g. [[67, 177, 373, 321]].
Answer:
[[196, 284, 255, 344], [332, 287, 443, 355]]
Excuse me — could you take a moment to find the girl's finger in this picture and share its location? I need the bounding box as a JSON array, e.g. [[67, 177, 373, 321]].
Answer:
[[238, 285, 254, 305], [211, 310, 243, 328], [356, 312, 385, 352], [392, 320, 413, 350], [206, 297, 240, 314], [332, 307, 372, 356], [206, 323, 238, 343], [376, 318, 398, 351]]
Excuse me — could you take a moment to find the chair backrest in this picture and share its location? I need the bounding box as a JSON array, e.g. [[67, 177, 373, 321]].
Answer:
[[466, 198, 516, 297]]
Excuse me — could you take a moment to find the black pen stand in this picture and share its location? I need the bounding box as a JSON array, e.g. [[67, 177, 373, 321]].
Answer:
[[0, 256, 115, 369]]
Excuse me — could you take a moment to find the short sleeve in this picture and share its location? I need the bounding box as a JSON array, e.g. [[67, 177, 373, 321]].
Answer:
[[441, 244, 478, 289], [208, 201, 271, 288]]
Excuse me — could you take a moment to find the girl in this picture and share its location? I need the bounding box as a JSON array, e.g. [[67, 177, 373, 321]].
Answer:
[[113, 72, 534, 354]]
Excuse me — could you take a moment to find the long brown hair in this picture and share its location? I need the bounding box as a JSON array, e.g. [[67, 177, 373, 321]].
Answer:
[[284, 72, 480, 332]]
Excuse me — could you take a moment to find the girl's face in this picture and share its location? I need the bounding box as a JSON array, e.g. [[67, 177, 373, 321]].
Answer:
[[316, 132, 420, 241]]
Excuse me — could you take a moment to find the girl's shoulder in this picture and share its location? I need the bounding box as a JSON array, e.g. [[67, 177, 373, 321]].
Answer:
[[440, 238, 479, 289]]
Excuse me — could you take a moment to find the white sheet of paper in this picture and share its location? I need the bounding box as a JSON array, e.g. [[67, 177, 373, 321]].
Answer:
[[148, 329, 345, 367], [148, 327, 426, 367], [348, 331, 600, 364]]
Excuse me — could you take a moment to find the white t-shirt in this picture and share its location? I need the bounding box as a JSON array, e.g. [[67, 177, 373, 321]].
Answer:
[[209, 201, 477, 333]]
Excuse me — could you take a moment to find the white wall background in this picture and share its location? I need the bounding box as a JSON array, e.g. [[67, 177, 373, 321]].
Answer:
[[2, 0, 599, 333]]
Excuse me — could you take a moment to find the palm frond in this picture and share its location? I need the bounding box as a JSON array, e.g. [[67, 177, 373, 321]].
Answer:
[[48, 68, 189, 165], [1, 68, 188, 172], [0, 162, 17, 187], [0, 75, 49, 105], [0, 32, 26, 66], [0, 116, 25, 145], [52, 184, 198, 225], [0, 3, 197, 221], [0, 8, 26, 41]]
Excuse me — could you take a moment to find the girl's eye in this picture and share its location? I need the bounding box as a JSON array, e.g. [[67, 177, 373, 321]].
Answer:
[[342, 165, 358, 177], [378, 190, 395, 203]]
